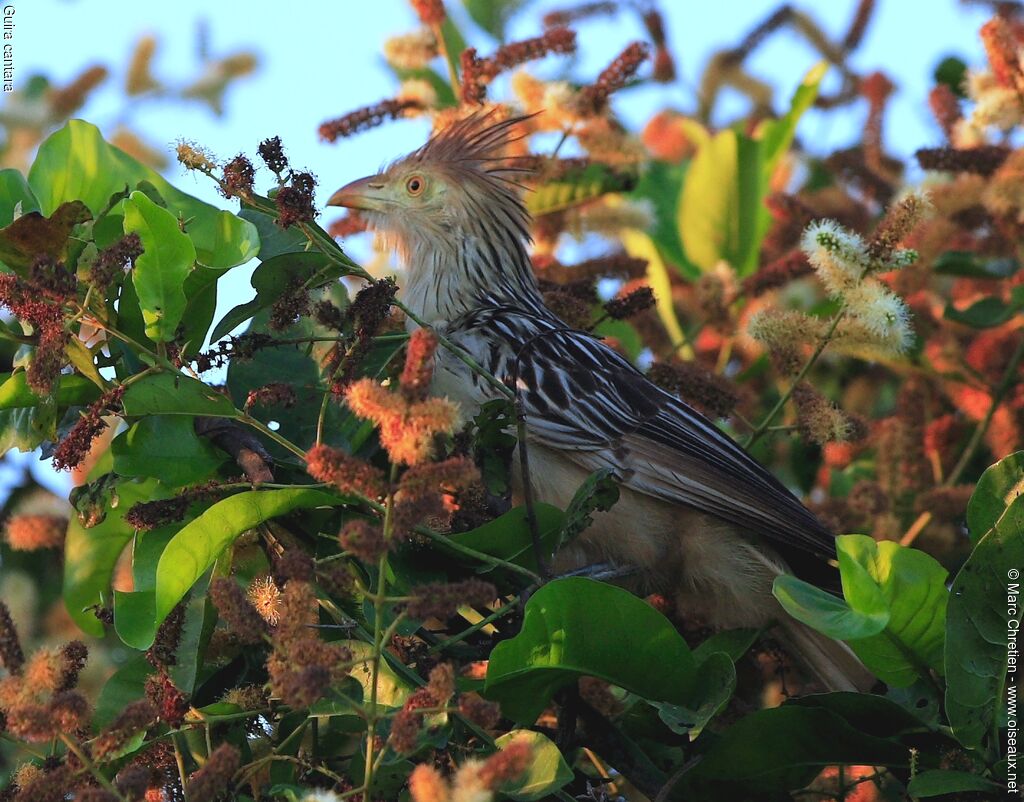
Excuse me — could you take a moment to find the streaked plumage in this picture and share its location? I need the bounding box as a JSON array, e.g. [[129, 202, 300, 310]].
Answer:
[[329, 111, 873, 691]]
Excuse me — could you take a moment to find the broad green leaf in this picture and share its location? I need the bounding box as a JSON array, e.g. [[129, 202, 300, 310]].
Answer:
[[907, 769, 1002, 797], [0, 371, 100, 409], [446, 503, 565, 574], [28, 120, 258, 268], [789, 691, 937, 739], [967, 450, 1024, 544], [774, 536, 950, 688], [123, 190, 196, 341], [485, 578, 696, 723], [211, 251, 337, 342], [946, 494, 1024, 753], [629, 160, 692, 277], [775, 534, 949, 687], [461, 0, 524, 39], [437, 16, 467, 92], [773, 573, 888, 640], [122, 373, 238, 417], [94, 653, 154, 729], [679, 705, 908, 794], [839, 536, 948, 686], [112, 416, 226, 487], [0, 168, 41, 226], [558, 469, 618, 551], [153, 488, 346, 636], [494, 730, 573, 801], [655, 651, 736, 739], [64, 477, 166, 636]]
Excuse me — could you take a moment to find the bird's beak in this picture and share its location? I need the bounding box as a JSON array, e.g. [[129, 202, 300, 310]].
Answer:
[[326, 175, 388, 212]]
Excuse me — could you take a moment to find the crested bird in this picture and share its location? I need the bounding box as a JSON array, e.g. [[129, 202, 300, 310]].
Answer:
[[328, 112, 873, 692]]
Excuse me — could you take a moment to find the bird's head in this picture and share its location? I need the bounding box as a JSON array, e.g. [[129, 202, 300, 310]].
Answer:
[[327, 111, 533, 265]]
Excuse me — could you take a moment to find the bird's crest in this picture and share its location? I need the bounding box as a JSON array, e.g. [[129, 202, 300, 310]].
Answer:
[[406, 110, 535, 187]]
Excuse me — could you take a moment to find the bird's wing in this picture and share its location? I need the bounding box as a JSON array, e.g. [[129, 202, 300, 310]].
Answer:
[[482, 312, 836, 562]]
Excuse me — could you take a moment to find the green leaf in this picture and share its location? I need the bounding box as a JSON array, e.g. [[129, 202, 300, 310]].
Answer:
[[446, 503, 565, 574], [629, 160, 692, 276], [691, 627, 759, 665], [28, 120, 258, 268], [211, 251, 337, 341], [485, 578, 695, 722], [946, 493, 1024, 753], [95, 654, 154, 729], [933, 251, 1019, 279], [558, 469, 618, 551], [64, 477, 165, 636], [0, 371, 100, 409], [944, 287, 1024, 328], [0, 405, 56, 454], [0, 169, 41, 226], [679, 705, 908, 794], [907, 769, 1002, 797], [461, 0, 523, 39], [122, 373, 238, 417], [759, 61, 828, 169], [152, 489, 346, 638], [775, 534, 948, 687], [112, 416, 225, 487], [789, 691, 937, 739], [123, 190, 196, 341], [773, 574, 888, 640], [655, 651, 736, 739], [494, 730, 573, 801], [967, 450, 1024, 545]]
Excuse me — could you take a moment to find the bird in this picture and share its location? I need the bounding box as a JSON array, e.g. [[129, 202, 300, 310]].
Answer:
[[327, 111, 874, 692]]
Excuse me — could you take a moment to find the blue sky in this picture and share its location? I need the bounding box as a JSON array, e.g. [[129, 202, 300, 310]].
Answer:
[[1, 0, 996, 493]]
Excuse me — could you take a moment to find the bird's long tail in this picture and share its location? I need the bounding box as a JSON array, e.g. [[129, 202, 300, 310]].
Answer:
[[775, 617, 877, 692]]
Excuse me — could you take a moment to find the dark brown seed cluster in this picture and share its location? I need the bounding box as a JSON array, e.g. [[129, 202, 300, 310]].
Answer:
[[220, 154, 256, 198], [89, 233, 143, 292], [275, 171, 317, 228], [405, 578, 496, 620], [460, 28, 577, 105], [209, 578, 269, 645], [648, 361, 740, 420], [305, 444, 387, 498], [603, 286, 655, 320], [257, 135, 289, 175], [574, 41, 650, 115], [52, 386, 125, 472], [244, 382, 297, 410], [915, 145, 1011, 176], [319, 99, 424, 142]]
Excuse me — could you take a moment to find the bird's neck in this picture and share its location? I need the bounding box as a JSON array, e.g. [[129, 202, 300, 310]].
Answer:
[[400, 227, 546, 326]]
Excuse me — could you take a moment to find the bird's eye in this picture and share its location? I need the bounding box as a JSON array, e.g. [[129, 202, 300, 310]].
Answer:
[[406, 175, 425, 196]]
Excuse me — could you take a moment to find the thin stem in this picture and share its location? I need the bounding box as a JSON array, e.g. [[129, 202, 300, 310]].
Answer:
[[744, 311, 844, 450], [59, 734, 129, 802], [413, 524, 542, 583], [431, 21, 462, 96], [236, 412, 307, 460]]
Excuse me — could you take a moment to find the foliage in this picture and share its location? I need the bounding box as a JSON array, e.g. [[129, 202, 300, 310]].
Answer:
[[0, 2, 1022, 801]]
